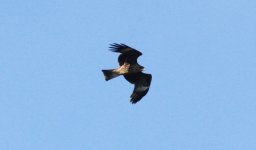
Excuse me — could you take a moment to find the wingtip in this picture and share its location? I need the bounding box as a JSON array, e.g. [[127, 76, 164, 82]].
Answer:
[[130, 99, 137, 104], [109, 43, 120, 52], [109, 43, 130, 52], [130, 94, 142, 104]]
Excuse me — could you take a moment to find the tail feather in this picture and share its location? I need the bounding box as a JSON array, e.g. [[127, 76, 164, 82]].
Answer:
[[102, 69, 120, 81]]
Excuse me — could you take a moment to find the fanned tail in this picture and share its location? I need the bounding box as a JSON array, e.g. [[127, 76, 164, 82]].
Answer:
[[102, 69, 120, 81]]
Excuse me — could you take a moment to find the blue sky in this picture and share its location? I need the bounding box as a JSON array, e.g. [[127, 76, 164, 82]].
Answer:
[[1, 0, 256, 150]]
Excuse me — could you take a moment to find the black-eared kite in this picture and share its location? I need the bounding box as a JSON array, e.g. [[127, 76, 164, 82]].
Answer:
[[102, 43, 152, 104]]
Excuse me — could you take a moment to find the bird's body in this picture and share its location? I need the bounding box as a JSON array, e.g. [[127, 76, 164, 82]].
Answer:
[[113, 62, 144, 75], [102, 43, 152, 104]]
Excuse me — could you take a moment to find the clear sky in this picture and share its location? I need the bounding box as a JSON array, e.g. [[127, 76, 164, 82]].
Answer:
[[1, 0, 256, 150]]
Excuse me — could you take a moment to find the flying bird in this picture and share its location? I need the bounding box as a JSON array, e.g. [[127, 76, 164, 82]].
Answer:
[[102, 43, 152, 104]]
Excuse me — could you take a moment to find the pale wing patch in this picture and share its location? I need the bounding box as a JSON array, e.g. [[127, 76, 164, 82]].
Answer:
[[136, 85, 149, 92]]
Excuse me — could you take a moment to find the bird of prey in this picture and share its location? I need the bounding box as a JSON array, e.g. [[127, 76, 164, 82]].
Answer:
[[102, 43, 152, 104]]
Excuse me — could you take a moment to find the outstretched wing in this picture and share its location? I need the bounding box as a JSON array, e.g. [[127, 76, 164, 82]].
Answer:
[[124, 72, 152, 104], [109, 43, 142, 66]]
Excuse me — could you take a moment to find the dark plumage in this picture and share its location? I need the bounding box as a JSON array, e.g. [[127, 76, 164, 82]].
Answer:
[[102, 43, 152, 104], [109, 43, 142, 65]]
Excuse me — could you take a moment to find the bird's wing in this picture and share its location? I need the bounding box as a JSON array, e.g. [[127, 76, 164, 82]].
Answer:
[[109, 43, 142, 66], [123, 73, 139, 84], [124, 73, 152, 104]]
